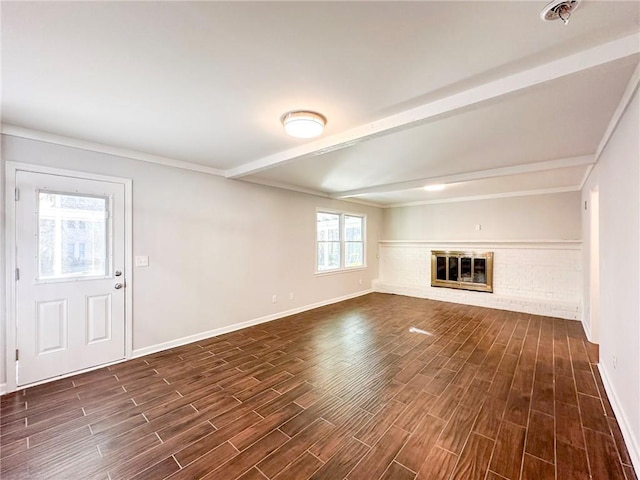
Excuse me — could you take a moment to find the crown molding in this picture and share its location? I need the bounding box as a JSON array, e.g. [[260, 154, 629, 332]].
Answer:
[[1, 124, 226, 177]]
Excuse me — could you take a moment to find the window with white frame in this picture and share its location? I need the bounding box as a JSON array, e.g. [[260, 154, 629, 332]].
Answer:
[[316, 211, 365, 272]]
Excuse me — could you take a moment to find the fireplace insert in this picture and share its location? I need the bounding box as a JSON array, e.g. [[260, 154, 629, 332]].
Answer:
[[431, 250, 494, 293]]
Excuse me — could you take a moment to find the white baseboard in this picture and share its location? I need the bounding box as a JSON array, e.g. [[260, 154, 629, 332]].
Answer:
[[0, 290, 373, 396], [132, 289, 374, 358], [582, 316, 594, 343], [597, 364, 640, 476], [373, 281, 581, 320]]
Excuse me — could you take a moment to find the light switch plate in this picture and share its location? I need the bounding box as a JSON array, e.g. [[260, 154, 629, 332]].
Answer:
[[135, 256, 149, 267]]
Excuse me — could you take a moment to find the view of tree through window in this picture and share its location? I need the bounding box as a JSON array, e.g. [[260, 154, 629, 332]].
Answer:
[[38, 192, 109, 279], [316, 211, 365, 271]]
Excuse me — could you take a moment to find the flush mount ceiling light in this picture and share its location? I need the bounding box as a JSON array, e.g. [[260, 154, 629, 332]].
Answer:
[[424, 184, 446, 191], [281, 111, 326, 138], [540, 0, 581, 25]]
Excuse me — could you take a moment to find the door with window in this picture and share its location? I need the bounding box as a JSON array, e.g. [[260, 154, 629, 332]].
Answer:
[[15, 170, 126, 386]]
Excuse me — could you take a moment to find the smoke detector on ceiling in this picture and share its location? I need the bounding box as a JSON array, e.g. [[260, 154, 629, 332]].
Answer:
[[540, 0, 581, 25]]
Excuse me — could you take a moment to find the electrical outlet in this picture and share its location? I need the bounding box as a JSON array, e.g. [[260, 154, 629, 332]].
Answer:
[[475, 224, 482, 231], [272, 295, 277, 304], [613, 355, 617, 369], [359, 279, 363, 285], [289, 292, 294, 300]]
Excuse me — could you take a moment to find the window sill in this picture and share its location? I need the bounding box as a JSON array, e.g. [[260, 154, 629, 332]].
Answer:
[[314, 266, 368, 277]]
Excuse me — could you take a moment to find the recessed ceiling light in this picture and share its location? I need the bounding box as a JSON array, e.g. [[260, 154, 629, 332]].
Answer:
[[281, 111, 326, 138], [424, 184, 446, 191]]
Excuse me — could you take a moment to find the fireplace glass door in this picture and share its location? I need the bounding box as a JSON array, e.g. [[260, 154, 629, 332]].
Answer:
[[431, 251, 493, 293]]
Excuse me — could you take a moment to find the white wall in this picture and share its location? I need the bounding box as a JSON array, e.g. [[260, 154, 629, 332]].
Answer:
[[376, 192, 582, 318], [1, 135, 381, 387], [383, 192, 581, 241], [582, 88, 640, 471], [0, 138, 6, 386]]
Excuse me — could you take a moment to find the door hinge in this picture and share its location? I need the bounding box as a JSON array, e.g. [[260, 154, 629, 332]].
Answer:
[[15, 188, 20, 201], [15, 350, 19, 361], [15, 268, 20, 281]]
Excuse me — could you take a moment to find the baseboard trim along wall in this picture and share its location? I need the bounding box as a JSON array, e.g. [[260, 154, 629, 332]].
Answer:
[[581, 316, 594, 343], [598, 364, 640, 476], [373, 281, 580, 320], [132, 288, 374, 358], [0, 289, 373, 396]]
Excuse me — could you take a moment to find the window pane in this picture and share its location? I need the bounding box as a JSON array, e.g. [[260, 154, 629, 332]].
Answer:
[[317, 213, 340, 241], [38, 192, 108, 280], [317, 241, 340, 271], [344, 215, 363, 241], [345, 242, 363, 267]]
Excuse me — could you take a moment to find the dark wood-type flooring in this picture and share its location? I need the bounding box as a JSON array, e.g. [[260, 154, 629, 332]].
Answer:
[[0, 293, 636, 480]]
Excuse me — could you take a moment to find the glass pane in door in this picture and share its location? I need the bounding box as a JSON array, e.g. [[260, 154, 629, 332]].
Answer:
[[38, 192, 109, 280]]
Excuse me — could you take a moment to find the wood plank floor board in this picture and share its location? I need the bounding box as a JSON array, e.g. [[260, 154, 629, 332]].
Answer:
[[520, 454, 555, 480], [489, 420, 526, 480], [556, 440, 590, 480], [308, 408, 373, 461], [449, 432, 495, 480], [415, 445, 459, 480], [524, 410, 555, 463], [272, 451, 323, 480], [308, 437, 370, 480], [0, 293, 632, 480], [396, 414, 446, 472], [380, 461, 416, 480], [256, 418, 334, 478], [346, 425, 410, 480]]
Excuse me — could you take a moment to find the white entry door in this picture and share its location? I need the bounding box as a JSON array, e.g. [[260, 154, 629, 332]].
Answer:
[[15, 170, 126, 386]]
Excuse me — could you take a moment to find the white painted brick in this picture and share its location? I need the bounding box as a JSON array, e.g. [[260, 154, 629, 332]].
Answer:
[[376, 243, 582, 320]]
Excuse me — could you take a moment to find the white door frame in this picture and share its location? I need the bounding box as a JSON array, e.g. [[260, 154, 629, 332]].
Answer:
[[589, 188, 600, 344], [4, 161, 133, 394]]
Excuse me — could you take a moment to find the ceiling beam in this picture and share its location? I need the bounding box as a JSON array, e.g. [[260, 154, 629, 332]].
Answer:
[[331, 155, 595, 198], [225, 33, 639, 179]]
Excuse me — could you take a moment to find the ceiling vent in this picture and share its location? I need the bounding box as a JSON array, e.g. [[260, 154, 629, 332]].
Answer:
[[540, 0, 581, 25]]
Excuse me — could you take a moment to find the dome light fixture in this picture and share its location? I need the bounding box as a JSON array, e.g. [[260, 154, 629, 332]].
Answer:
[[424, 184, 446, 192], [281, 111, 326, 138], [540, 0, 581, 25]]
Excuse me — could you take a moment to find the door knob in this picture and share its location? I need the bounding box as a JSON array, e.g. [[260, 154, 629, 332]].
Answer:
[[114, 283, 124, 289]]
